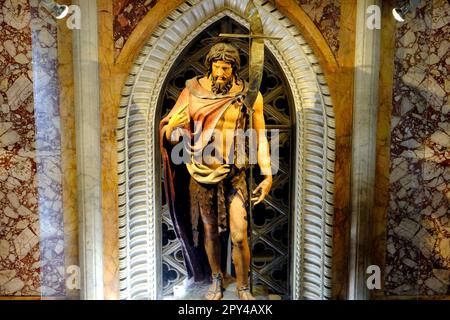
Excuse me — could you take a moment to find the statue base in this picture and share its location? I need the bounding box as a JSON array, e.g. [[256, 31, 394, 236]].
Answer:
[[165, 275, 283, 300]]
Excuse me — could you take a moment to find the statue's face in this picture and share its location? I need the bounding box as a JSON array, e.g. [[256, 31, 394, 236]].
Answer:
[[211, 60, 234, 95], [211, 60, 233, 83]]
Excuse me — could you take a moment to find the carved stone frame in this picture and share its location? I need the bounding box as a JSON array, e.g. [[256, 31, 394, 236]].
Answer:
[[117, 0, 335, 300]]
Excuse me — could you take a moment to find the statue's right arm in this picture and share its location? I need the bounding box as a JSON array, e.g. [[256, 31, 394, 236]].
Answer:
[[165, 108, 189, 143], [163, 89, 190, 144]]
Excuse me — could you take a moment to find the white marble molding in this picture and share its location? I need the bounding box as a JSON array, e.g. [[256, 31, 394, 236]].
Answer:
[[348, 0, 381, 300], [116, 0, 335, 300], [72, 0, 104, 300]]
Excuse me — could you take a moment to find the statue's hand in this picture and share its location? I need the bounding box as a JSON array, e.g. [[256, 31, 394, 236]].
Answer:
[[251, 176, 272, 205], [168, 111, 189, 129], [166, 111, 189, 142]]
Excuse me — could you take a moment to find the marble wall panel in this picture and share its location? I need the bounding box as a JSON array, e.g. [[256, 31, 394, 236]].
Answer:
[[113, 0, 157, 59], [0, 0, 40, 296], [0, 0, 66, 297], [386, 0, 450, 296], [298, 0, 340, 57], [112, 0, 340, 59]]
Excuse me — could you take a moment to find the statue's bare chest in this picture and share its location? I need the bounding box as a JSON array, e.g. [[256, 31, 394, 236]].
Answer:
[[215, 102, 241, 132]]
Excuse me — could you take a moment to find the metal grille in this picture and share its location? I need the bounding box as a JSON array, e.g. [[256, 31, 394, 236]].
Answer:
[[159, 17, 294, 298]]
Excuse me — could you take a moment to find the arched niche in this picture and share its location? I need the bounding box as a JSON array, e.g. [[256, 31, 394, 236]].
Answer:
[[117, 0, 335, 300]]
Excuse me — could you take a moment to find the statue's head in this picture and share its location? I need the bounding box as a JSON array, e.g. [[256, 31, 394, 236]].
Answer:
[[205, 42, 241, 94]]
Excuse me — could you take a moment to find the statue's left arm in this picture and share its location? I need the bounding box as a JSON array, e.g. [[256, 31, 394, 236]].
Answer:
[[251, 92, 273, 205]]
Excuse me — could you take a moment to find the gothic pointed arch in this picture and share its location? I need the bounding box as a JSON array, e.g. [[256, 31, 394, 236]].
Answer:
[[117, 0, 335, 300]]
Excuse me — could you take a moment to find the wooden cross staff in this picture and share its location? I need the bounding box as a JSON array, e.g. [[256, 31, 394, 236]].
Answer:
[[219, 1, 281, 294]]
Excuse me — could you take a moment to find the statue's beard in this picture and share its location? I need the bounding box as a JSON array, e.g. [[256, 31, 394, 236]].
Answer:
[[211, 75, 234, 95]]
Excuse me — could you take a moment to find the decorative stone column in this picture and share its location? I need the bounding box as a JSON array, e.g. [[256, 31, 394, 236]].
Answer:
[[349, 0, 381, 300], [72, 0, 104, 300]]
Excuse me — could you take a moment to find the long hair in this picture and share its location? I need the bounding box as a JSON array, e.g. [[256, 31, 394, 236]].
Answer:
[[205, 43, 241, 84]]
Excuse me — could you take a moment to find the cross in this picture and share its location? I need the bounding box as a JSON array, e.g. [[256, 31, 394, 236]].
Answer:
[[219, 33, 283, 40]]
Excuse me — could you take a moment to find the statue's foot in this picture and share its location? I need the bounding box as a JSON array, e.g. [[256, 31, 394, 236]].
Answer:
[[205, 273, 223, 300], [236, 286, 256, 300]]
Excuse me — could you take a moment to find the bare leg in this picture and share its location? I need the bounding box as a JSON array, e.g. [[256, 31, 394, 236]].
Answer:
[[229, 193, 255, 300], [203, 223, 222, 275], [201, 213, 223, 300]]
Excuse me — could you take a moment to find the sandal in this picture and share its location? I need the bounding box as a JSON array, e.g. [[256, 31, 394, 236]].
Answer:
[[205, 273, 223, 300], [236, 286, 256, 300]]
